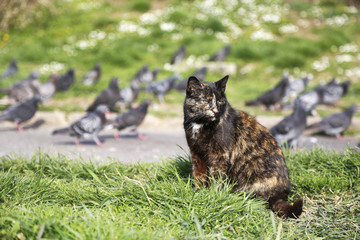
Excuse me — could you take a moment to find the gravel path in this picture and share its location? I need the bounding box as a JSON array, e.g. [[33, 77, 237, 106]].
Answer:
[[0, 112, 359, 163]]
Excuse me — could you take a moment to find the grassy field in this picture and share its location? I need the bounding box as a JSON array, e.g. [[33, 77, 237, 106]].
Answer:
[[0, 148, 359, 239], [0, 0, 359, 118]]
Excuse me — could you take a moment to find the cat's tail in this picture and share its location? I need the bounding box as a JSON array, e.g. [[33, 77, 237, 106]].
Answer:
[[269, 196, 303, 218], [245, 98, 261, 106]]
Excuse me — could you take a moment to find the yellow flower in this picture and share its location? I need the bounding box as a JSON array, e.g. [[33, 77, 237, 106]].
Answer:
[[3, 33, 9, 41]]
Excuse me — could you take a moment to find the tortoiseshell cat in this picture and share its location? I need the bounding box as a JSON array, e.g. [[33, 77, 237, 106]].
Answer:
[[183, 75, 303, 218]]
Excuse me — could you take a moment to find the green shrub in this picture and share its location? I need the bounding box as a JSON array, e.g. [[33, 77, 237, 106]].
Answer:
[[233, 40, 277, 61], [273, 51, 306, 68], [131, 0, 151, 12], [317, 27, 350, 50], [204, 17, 226, 32]]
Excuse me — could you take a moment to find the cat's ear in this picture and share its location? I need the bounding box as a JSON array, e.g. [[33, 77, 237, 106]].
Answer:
[[215, 75, 229, 92], [187, 76, 202, 94]]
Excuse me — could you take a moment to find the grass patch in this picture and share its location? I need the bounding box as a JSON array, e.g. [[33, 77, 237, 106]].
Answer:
[[0, 148, 359, 239]]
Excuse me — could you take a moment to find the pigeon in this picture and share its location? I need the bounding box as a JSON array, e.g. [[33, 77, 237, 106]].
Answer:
[[82, 63, 101, 85], [0, 71, 41, 103], [144, 73, 181, 103], [292, 85, 325, 116], [132, 64, 149, 82], [139, 67, 160, 84], [245, 72, 289, 110], [0, 97, 41, 131], [209, 44, 231, 61], [321, 79, 351, 105], [87, 77, 120, 112], [109, 99, 151, 139], [270, 101, 307, 148], [55, 68, 75, 91], [170, 44, 186, 65], [306, 104, 357, 140], [36, 73, 57, 102], [174, 67, 208, 92], [52, 105, 109, 146], [118, 82, 140, 110], [1, 59, 18, 79], [283, 74, 313, 102]]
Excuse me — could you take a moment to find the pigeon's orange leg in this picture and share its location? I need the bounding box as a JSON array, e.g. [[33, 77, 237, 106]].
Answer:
[[137, 133, 146, 140]]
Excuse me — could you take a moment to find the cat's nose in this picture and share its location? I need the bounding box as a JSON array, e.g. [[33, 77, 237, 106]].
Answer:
[[212, 109, 218, 114]]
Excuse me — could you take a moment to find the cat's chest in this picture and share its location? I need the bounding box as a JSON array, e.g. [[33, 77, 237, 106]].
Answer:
[[190, 123, 203, 137], [186, 122, 224, 144]]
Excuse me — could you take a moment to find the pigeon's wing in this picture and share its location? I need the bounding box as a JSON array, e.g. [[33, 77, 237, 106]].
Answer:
[[82, 70, 97, 84], [114, 111, 141, 130], [273, 116, 294, 135], [70, 113, 101, 136], [322, 112, 347, 129], [323, 85, 342, 104], [4, 101, 36, 123]]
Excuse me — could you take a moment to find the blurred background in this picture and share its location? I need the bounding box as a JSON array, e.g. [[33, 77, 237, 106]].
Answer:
[[0, 0, 359, 139]]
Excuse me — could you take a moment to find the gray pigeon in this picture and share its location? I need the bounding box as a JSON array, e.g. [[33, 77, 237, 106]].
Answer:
[[52, 105, 109, 146], [322, 79, 351, 105], [0, 71, 41, 103], [37, 73, 57, 102], [209, 44, 231, 61], [170, 44, 186, 65], [245, 72, 289, 110], [139, 67, 160, 84], [144, 73, 181, 103], [292, 84, 325, 116], [109, 99, 151, 139], [283, 74, 313, 102], [87, 77, 120, 112], [0, 97, 41, 131], [131, 65, 160, 85], [306, 104, 357, 139], [118, 81, 140, 110], [270, 101, 307, 148], [82, 63, 101, 85], [174, 67, 208, 92], [1, 59, 18, 79], [55, 68, 75, 91]]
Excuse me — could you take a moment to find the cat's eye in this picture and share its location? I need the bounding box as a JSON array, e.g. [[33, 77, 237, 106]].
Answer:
[[218, 100, 224, 104]]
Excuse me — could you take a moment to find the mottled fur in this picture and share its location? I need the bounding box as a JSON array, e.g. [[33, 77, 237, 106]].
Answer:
[[183, 75, 303, 218]]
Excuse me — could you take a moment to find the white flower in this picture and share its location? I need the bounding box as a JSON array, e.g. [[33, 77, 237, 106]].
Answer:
[[250, 29, 275, 41], [312, 57, 330, 72], [339, 43, 359, 53], [262, 14, 281, 23], [39, 61, 65, 74], [163, 63, 174, 71], [77, 39, 96, 50], [118, 20, 150, 36], [148, 44, 159, 52], [345, 6, 358, 14], [88, 30, 106, 41], [140, 13, 158, 25], [345, 67, 360, 79], [160, 22, 176, 32], [325, 14, 349, 26], [215, 32, 229, 43], [297, 19, 310, 28], [311, 6, 323, 18], [335, 54, 353, 63], [279, 24, 299, 34], [171, 33, 183, 40]]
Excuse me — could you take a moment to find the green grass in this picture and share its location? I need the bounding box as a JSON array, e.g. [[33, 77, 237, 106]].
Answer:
[[0, 148, 359, 239], [0, 0, 359, 114]]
